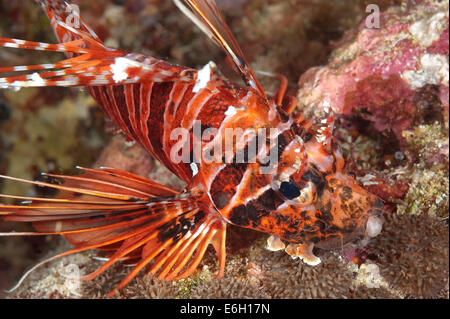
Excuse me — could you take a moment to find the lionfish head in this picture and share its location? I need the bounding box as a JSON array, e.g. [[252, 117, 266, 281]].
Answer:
[[268, 119, 384, 249]]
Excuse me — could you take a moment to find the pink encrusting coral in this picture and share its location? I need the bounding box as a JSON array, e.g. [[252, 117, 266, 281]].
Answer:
[[297, 0, 449, 143]]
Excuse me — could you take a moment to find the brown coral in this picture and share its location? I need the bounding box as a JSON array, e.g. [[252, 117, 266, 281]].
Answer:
[[190, 276, 270, 299], [113, 276, 178, 299], [368, 213, 449, 298]]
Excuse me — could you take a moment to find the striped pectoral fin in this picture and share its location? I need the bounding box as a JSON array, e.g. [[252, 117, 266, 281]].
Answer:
[[0, 167, 227, 295], [0, 36, 122, 88], [1, 3, 200, 90], [1, 15, 197, 88], [0, 1, 198, 89], [108, 211, 227, 295], [0, 37, 197, 89]]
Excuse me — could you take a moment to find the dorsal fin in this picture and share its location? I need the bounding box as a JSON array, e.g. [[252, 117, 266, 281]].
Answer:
[[173, 0, 267, 98]]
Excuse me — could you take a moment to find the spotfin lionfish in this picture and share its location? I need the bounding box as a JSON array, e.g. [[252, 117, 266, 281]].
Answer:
[[0, 0, 384, 296]]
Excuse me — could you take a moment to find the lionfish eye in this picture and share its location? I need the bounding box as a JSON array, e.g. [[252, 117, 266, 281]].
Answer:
[[279, 181, 300, 200]]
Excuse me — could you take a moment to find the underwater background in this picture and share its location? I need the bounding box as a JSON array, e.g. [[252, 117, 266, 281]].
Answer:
[[0, 0, 448, 298]]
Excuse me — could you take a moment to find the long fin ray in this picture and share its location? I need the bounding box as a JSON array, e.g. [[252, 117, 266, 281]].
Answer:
[[173, 0, 266, 97], [1, 167, 227, 294]]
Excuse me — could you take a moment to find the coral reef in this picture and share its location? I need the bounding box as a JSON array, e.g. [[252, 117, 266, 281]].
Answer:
[[369, 213, 449, 298], [297, 0, 449, 143], [0, 0, 448, 299]]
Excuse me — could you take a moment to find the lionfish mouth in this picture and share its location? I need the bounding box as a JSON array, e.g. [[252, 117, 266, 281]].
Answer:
[[319, 198, 385, 250]]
